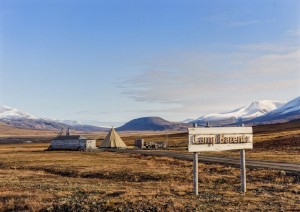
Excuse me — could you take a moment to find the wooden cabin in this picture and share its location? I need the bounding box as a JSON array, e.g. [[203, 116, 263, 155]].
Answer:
[[49, 130, 96, 151]]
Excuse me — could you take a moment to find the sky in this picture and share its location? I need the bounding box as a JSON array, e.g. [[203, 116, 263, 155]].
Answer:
[[0, 0, 300, 125]]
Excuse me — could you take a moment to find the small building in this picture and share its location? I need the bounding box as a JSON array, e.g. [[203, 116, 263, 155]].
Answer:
[[49, 129, 96, 151], [135, 139, 145, 148]]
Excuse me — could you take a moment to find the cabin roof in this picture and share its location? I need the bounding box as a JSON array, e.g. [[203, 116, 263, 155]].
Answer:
[[53, 135, 87, 140]]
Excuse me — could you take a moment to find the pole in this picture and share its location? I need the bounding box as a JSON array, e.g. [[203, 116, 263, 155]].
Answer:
[[193, 152, 199, 195], [240, 149, 246, 193]]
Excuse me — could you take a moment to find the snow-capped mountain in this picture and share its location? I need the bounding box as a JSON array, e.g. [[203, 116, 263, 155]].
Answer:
[[0, 105, 108, 131], [1, 96, 299, 131], [248, 96, 300, 124], [55, 119, 81, 126], [191, 100, 285, 126], [0, 105, 36, 119], [181, 118, 194, 123]]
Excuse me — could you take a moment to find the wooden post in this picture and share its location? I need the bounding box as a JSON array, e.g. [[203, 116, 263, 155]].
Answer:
[[240, 149, 246, 193], [193, 152, 199, 195]]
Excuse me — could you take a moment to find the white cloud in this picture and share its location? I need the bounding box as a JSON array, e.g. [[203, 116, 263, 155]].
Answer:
[[225, 19, 265, 28], [286, 28, 300, 37], [246, 49, 300, 75], [120, 39, 300, 118], [237, 43, 298, 53], [203, 14, 275, 28]]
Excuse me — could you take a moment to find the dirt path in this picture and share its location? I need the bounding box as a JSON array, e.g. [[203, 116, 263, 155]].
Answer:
[[105, 149, 300, 172]]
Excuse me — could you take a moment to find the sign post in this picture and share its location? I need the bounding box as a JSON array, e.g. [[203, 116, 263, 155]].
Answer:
[[193, 152, 199, 195], [188, 127, 253, 195], [240, 149, 246, 193]]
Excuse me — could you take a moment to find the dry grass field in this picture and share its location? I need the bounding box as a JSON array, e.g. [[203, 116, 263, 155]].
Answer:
[[0, 144, 299, 211], [0, 120, 299, 211]]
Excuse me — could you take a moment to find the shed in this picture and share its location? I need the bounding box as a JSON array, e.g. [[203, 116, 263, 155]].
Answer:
[[49, 135, 96, 151], [135, 139, 145, 148]]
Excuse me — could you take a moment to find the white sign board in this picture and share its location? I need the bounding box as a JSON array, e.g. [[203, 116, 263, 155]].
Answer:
[[188, 127, 253, 152]]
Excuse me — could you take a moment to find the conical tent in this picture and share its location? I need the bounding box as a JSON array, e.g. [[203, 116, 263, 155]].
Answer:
[[100, 127, 127, 148]]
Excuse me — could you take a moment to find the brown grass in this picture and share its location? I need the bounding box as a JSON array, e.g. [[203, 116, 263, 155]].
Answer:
[[0, 120, 299, 210], [0, 143, 299, 211]]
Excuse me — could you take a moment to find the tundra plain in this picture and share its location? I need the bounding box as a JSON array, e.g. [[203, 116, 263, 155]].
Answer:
[[0, 120, 299, 211]]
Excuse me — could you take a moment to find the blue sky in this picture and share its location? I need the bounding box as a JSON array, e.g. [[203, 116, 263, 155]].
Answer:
[[0, 0, 300, 124]]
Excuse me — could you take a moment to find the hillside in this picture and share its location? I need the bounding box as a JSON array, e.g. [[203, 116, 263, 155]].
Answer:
[[117, 117, 191, 131]]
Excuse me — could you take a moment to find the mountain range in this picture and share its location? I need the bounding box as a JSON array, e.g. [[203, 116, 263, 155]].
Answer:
[[0, 96, 299, 131], [0, 105, 108, 132], [191, 100, 285, 126], [245, 96, 300, 124]]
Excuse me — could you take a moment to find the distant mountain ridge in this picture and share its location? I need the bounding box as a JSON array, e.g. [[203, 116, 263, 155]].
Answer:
[[191, 100, 285, 126], [181, 118, 194, 123], [117, 117, 191, 131], [247, 96, 300, 124], [0, 105, 108, 132], [1, 96, 299, 131], [0, 105, 36, 119]]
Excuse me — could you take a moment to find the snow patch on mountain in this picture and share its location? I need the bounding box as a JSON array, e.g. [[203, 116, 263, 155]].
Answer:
[[192, 100, 285, 125], [181, 118, 194, 123], [0, 105, 109, 131], [274, 96, 300, 115], [0, 105, 36, 119], [55, 119, 82, 126], [248, 96, 300, 124]]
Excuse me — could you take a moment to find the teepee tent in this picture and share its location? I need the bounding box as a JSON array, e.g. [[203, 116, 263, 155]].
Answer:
[[100, 127, 127, 148]]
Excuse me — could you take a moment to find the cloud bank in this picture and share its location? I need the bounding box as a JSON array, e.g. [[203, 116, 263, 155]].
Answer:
[[120, 39, 300, 118]]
